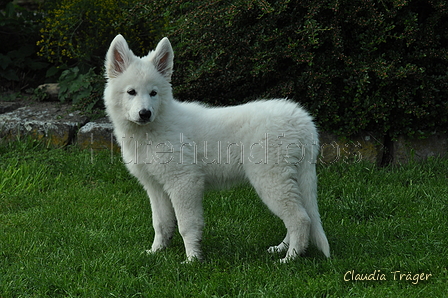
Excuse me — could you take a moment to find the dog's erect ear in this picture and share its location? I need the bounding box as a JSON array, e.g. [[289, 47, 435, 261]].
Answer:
[[105, 34, 133, 79], [151, 37, 174, 82]]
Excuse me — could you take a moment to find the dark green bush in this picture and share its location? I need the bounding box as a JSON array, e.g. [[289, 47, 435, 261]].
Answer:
[[141, 0, 447, 139], [38, 0, 168, 70], [0, 2, 48, 89], [6, 0, 446, 139]]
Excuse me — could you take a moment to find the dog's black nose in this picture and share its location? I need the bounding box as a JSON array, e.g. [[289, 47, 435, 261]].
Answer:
[[139, 109, 152, 121]]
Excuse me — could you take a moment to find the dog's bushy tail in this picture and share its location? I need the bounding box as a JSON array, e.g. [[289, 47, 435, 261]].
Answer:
[[299, 163, 330, 258], [310, 213, 331, 258]]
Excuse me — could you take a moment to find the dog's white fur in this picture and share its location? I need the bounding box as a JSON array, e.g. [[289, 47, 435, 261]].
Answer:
[[104, 35, 330, 262]]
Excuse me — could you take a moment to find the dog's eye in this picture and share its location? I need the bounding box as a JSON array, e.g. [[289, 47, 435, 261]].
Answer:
[[127, 89, 136, 96], [150, 91, 157, 97]]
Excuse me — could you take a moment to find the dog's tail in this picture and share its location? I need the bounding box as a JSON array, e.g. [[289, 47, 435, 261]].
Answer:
[[299, 162, 331, 258]]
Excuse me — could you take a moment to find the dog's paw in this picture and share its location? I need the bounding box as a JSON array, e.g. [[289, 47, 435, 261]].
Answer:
[[267, 242, 289, 254], [278, 248, 302, 263], [267, 246, 279, 254], [145, 246, 165, 255], [181, 255, 203, 264], [145, 249, 155, 255], [279, 256, 291, 264]]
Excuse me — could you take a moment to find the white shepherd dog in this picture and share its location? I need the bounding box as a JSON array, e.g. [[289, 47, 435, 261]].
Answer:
[[104, 35, 330, 263]]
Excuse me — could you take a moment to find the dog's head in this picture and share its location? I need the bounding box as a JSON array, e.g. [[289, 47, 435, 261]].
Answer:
[[104, 35, 174, 125]]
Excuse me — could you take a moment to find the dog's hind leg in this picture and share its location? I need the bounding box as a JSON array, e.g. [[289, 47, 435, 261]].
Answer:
[[249, 170, 311, 263], [144, 181, 177, 254], [280, 202, 311, 263]]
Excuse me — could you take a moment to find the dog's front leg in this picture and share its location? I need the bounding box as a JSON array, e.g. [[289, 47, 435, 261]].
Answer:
[[167, 178, 205, 262], [144, 182, 177, 253]]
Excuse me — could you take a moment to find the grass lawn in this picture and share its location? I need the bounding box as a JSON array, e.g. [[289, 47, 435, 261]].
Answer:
[[1, 140, 447, 297]]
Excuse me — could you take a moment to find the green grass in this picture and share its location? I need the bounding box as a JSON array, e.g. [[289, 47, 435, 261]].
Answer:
[[1, 140, 447, 297]]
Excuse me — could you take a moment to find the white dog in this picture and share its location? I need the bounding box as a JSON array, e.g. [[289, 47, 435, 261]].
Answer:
[[104, 35, 330, 262]]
